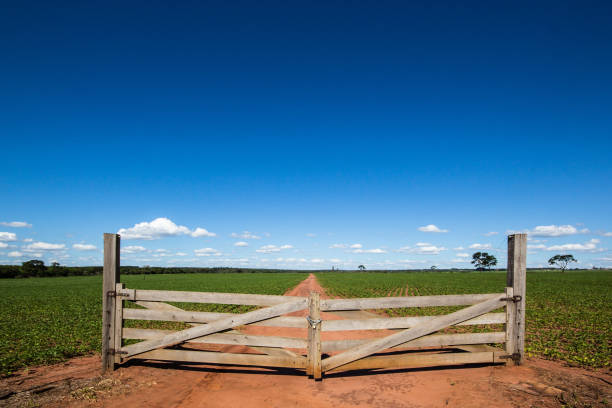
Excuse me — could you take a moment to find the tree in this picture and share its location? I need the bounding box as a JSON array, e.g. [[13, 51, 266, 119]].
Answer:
[[548, 254, 576, 272], [471, 252, 497, 271], [358, 264, 366, 271], [21, 260, 46, 277], [430, 265, 437, 270]]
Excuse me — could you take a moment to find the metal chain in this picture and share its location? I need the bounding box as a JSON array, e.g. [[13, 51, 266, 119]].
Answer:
[[306, 316, 322, 329]]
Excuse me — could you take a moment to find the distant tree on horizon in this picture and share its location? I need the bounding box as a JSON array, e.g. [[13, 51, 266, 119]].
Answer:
[[471, 252, 497, 271], [548, 254, 577, 272], [358, 264, 366, 271]]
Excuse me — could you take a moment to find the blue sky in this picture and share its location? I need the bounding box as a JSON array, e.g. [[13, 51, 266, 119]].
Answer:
[[1, 1, 611, 269]]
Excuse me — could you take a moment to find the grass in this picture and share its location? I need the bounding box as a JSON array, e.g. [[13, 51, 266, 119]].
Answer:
[[0, 272, 306, 377], [316, 270, 612, 369]]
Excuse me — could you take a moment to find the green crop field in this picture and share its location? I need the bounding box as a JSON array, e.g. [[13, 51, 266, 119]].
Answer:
[[0, 273, 306, 377], [316, 270, 612, 369]]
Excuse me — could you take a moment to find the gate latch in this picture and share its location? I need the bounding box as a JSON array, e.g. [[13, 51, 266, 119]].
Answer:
[[306, 316, 322, 329], [108, 348, 128, 355], [501, 295, 522, 302], [107, 290, 130, 298]]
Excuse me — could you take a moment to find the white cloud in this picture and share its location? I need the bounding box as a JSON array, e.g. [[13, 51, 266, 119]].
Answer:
[[528, 225, 588, 237], [0, 243, 7, 249], [601, 232, 612, 237], [546, 239, 602, 252], [484, 231, 498, 236], [234, 241, 249, 247], [0, 232, 17, 242], [330, 243, 347, 248], [330, 258, 341, 263], [72, 243, 97, 251], [0, 221, 31, 228], [310, 258, 325, 263], [191, 227, 216, 238], [397, 243, 446, 255], [456, 253, 469, 258], [23, 238, 33, 242], [230, 231, 261, 239], [117, 217, 215, 240], [352, 248, 387, 254], [175, 252, 188, 256], [121, 245, 147, 254], [453, 246, 465, 250], [469, 243, 492, 250], [418, 224, 448, 233], [194, 248, 221, 256], [25, 242, 65, 251], [255, 244, 293, 253], [528, 244, 547, 250], [306, 233, 316, 237], [350, 243, 362, 249], [8, 251, 23, 257]]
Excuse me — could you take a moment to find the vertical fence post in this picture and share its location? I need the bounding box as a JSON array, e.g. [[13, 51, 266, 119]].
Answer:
[[102, 233, 120, 373], [113, 283, 125, 365], [506, 233, 526, 365], [307, 291, 322, 380]]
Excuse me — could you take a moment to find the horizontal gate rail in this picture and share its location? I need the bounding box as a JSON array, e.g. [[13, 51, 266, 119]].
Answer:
[[102, 232, 527, 380]]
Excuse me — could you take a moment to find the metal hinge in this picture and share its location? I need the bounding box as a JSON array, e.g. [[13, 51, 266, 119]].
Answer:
[[107, 290, 130, 298], [108, 348, 128, 355], [499, 353, 521, 363], [306, 316, 322, 329], [501, 295, 522, 302]]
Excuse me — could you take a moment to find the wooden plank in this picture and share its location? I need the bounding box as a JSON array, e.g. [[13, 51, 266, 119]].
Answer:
[[504, 286, 515, 366], [130, 289, 303, 306], [322, 312, 505, 331], [121, 298, 308, 357], [321, 293, 500, 311], [113, 283, 124, 365], [322, 332, 506, 353], [122, 308, 307, 328], [136, 348, 307, 369], [101, 233, 120, 373], [507, 233, 527, 364], [123, 328, 308, 349], [322, 294, 505, 372], [306, 292, 322, 380], [327, 351, 504, 373]]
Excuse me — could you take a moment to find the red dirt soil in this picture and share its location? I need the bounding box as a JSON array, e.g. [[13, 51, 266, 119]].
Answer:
[[1, 274, 610, 408]]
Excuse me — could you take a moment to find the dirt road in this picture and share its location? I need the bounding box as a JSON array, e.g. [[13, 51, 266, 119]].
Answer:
[[2, 274, 610, 408]]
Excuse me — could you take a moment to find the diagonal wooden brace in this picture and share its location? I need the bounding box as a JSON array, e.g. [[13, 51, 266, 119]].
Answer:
[[322, 293, 505, 372], [122, 298, 308, 358]]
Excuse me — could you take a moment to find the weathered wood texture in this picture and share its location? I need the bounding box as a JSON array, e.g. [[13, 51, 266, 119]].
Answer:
[[122, 289, 302, 305], [137, 349, 308, 369], [507, 233, 527, 364], [322, 332, 506, 353], [322, 311, 505, 331], [101, 233, 120, 373], [113, 283, 124, 365], [123, 308, 307, 327], [306, 292, 322, 379], [327, 351, 507, 373], [123, 328, 307, 349], [321, 293, 499, 311], [322, 294, 505, 372], [122, 298, 308, 357]]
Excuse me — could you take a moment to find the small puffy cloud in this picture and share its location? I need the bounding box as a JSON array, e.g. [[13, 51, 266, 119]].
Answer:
[[0, 232, 17, 242], [453, 246, 465, 250], [8, 251, 23, 257], [528, 244, 547, 250], [26, 242, 65, 251], [121, 245, 147, 254], [350, 243, 362, 249], [234, 241, 249, 247], [601, 232, 612, 237], [118, 217, 215, 240], [528, 225, 588, 237], [256, 244, 293, 253], [418, 224, 448, 233], [484, 231, 498, 236], [397, 243, 446, 255], [310, 258, 325, 263], [352, 248, 387, 254], [194, 248, 221, 256], [0, 221, 31, 228], [191, 227, 216, 238], [72, 243, 97, 251], [330, 244, 347, 249], [456, 253, 469, 258], [546, 239, 602, 252], [23, 238, 33, 242], [230, 231, 261, 239], [306, 233, 316, 237], [0, 243, 7, 248], [469, 243, 492, 250]]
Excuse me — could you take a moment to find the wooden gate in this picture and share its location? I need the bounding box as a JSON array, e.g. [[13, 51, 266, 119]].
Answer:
[[102, 234, 526, 380]]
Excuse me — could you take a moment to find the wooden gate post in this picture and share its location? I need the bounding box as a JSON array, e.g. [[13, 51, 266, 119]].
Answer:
[[506, 233, 526, 365], [307, 291, 322, 379], [102, 233, 120, 373]]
